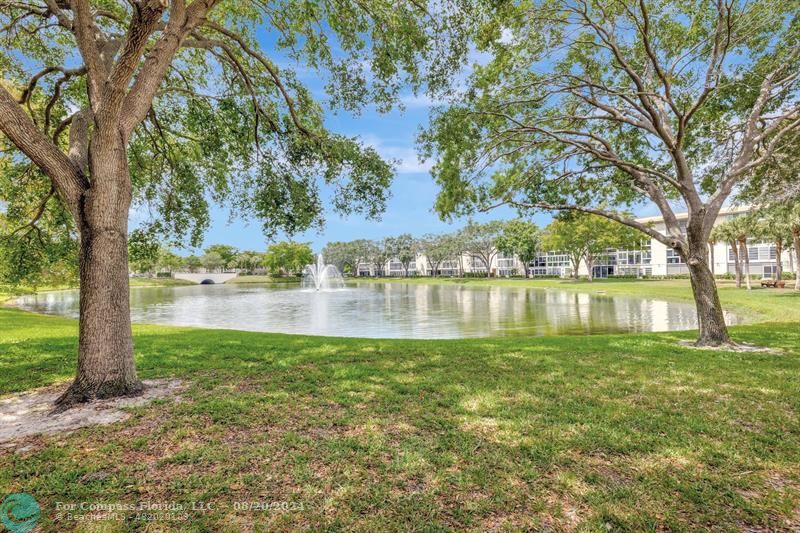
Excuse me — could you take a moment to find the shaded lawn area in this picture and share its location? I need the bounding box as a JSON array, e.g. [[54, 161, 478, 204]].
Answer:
[[1, 307, 799, 531]]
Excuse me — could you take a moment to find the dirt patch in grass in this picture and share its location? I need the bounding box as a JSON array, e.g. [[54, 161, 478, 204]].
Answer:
[[677, 340, 782, 353], [0, 379, 184, 448]]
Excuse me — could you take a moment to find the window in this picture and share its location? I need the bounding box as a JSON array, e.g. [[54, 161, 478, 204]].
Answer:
[[666, 248, 684, 264], [470, 255, 487, 272], [388, 260, 406, 275], [497, 252, 515, 268]]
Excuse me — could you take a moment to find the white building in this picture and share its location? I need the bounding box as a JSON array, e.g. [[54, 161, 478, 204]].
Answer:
[[354, 206, 795, 279]]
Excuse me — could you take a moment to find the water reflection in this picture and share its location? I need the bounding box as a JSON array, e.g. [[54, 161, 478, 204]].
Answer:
[[14, 282, 739, 339]]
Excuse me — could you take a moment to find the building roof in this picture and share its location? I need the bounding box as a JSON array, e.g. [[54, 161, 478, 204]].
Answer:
[[634, 205, 751, 224]]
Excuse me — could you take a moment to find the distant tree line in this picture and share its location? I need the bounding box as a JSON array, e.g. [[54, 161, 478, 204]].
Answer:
[[127, 238, 314, 278], [322, 216, 636, 280]]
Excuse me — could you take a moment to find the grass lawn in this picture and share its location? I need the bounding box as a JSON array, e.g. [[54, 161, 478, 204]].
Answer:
[[129, 277, 196, 288], [0, 277, 193, 305], [0, 280, 799, 530]]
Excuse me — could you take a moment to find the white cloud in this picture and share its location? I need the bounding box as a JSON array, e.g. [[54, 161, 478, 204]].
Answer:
[[399, 93, 444, 108], [361, 134, 432, 174]]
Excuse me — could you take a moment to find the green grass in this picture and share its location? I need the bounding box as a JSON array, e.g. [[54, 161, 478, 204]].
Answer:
[[1, 280, 799, 530], [0, 277, 193, 304], [129, 277, 196, 288]]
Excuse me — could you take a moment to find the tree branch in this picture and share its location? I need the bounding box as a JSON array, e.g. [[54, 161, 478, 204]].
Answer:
[[505, 200, 680, 249], [121, 0, 220, 136], [69, 0, 106, 108], [0, 85, 87, 216]]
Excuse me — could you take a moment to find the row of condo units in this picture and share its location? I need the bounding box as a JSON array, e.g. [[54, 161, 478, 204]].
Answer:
[[354, 206, 796, 279]]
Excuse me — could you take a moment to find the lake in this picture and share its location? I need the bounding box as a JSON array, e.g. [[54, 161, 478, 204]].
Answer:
[[13, 282, 740, 339]]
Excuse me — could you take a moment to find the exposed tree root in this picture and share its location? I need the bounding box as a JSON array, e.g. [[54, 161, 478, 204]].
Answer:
[[51, 379, 144, 414]]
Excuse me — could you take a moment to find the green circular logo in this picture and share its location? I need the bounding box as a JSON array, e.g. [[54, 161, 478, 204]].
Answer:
[[0, 493, 40, 533]]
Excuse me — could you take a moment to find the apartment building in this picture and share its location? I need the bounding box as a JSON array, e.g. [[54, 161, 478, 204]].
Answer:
[[354, 206, 795, 278]]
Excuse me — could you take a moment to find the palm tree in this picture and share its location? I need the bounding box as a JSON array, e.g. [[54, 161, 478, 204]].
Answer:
[[711, 221, 742, 288], [753, 211, 791, 283], [731, 217, 754, 290]]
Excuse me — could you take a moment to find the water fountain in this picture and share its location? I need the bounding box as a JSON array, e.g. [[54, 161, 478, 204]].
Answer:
[[302, 254, 345, 291]]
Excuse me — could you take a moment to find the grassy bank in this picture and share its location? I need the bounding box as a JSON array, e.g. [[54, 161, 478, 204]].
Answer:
[[0, 277, 193, 305], [1, 277, 799, 530], [129, 277, 196, 288]]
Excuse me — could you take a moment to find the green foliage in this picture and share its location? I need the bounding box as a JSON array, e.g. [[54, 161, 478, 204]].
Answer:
[[263, 241, 314, 277], [542, 212, 641, 277], [231, 251, 265, 273], [420, 232, 463, 275], [204, 245, 239, 269], [459, 220, 506, 273], [322, 239, 376, 274], [384, 234, 418, 274], [182, 255, 203, 273], [420, 0, 799, 230], [0, 115, 77, 287], [201, 251, 225, 272], [128, 229, 162, 274], [0, 0, 479, 281], [496, 219, 540, 267]]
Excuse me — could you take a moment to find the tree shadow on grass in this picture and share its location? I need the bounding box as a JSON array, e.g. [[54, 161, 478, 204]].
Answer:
[[2, 307, 800, 529]]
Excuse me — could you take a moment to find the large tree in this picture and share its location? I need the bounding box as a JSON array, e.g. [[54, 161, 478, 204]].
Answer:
[[0, 0, 467, 407], [322, 239, 375, 276], [495, 219, 539, 277], [263, 241, 313, 277], [204, 244, 238, 270], [459, 220, 506, 277], [420, 232, 456, 277], [384, 233, 418, 276], [421, 0, 800, 346], [541, 212, 640, 281]]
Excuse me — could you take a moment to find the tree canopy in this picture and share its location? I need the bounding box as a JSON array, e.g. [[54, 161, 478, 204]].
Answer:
[[0, 0, 475, 286], [542, 212, 640, 280], [420, 0, 799, 344], [421, 0, 799, 250], [263, 241, 313, 276], [496, 219, 540, 273]]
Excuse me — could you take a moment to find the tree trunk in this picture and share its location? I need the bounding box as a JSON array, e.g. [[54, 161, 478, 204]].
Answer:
[[775, 239, 783, 282], [55, 131, 142, 409], [684, 220, 732, 347], [687, 258, 731, 346], [739, 239, 751, 290], [730, 240, 741, 288], [685, 251, 731, 346], [585, 255, 594, 282]]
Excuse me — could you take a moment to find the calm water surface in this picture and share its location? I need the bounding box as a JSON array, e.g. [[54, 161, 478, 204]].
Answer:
[[14, 282, 739, 339]]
